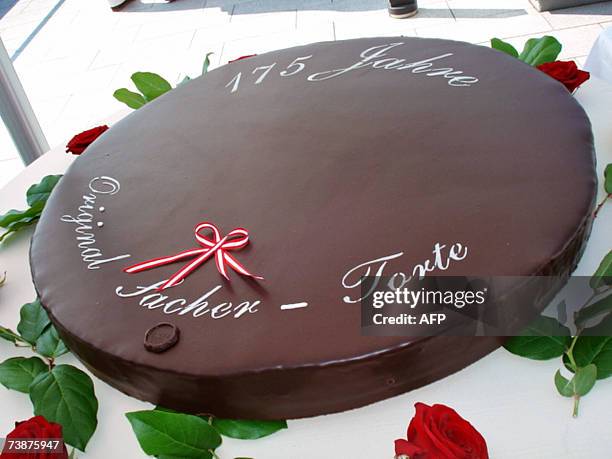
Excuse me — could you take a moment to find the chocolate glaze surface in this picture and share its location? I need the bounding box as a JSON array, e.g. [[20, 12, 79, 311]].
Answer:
[[30, 38, 596, 419]]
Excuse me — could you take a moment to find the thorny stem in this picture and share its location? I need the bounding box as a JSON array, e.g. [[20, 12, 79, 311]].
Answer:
[[593, 193, 611, 219]]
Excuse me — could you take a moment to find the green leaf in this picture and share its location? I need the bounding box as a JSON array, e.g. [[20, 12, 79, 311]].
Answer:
[[575, 292, 612, 326], [0, 199, 46, 242], [604, 163, 612, 194], [518, 36, 562, 66], [554, 365, 597, 398], [131, 72, 172, 102], [504, 315, 571, 360], [0, 219, 37, 242], [566, 336, 612, 380], [0, 174, 62, 242], [490, 38, 519, 58], [29, 364, 98, 451], [212, 418, 287, 440], [113, 88, 147, 109], [590, 251, 612, 290], [153, 407, 287, 441], [26, 175, 62, 206], [582, 311, 612, 336], [554, 370, 574, 397], [0, 325, 22, 344], [0, 357, 47, 393], [574, 364, 597, 396], [202, 52, 214, 75], [126, 410, 221, 458], [0, 200, 45, 229], [154, 405, 178, 413], [36, 325, 69, 358], [17, 299, 51, 345]]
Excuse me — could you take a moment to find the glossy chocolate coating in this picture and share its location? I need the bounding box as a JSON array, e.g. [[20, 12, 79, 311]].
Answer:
[[31, 38, 596, 419]]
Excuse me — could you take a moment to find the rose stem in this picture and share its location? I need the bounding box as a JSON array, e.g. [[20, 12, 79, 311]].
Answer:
[[593, 194, 611, 219], [573, 395, 580, 418], [566, 336, 582, 418], [566, 336, 579, 371]]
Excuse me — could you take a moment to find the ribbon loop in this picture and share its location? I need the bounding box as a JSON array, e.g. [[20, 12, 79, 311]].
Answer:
[[124, 221, 262, 291]]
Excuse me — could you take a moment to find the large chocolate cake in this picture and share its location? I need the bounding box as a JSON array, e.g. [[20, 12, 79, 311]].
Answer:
[[30, 38, 596, 419]]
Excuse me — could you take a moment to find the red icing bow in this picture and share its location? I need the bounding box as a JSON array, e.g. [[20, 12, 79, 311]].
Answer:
[[124, 222, 263, 291]]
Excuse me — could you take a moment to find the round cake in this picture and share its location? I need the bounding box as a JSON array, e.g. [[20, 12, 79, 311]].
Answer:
[[30, 37, 596, 419]]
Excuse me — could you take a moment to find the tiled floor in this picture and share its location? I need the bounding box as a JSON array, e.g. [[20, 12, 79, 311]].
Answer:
[[0, 0, 611, 188]]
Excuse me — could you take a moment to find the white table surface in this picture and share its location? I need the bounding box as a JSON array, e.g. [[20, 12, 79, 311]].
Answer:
[[1, 78, 612, 459], [585, 25, 612, 86]]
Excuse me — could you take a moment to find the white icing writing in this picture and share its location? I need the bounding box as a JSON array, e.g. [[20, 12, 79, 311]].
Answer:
[[226, 42, 479, 94], [307, 43, 479, 87], [60, 176, 130, 269], [280, 302, 308, 310], [115, 280, 261, 319], [342, 243, 469, 303]]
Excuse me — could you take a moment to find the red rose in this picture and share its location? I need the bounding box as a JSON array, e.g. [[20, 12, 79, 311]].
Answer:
[[394, 403, 488, 459], [65, 125, 109, 155], [0, 416, 68, 459], [537, 61, 590, 93], [228, 54, 257, 63]]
